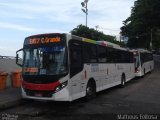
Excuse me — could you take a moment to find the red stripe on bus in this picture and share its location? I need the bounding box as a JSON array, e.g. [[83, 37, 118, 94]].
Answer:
[[22, 81, 60, 91]]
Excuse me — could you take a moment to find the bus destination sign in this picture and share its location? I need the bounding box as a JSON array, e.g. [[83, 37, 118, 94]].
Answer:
[[28, 37, 61, 45]]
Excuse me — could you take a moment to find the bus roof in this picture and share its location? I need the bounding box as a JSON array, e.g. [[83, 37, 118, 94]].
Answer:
[[82, 38, 127, 50], [24, 33, 127, 51]]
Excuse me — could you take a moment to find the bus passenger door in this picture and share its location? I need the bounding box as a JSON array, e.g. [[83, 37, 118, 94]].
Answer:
[[69, 40, 83, 100]]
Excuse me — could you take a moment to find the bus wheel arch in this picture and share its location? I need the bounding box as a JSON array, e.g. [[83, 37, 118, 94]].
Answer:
[[85, 78, 96, 100], [121, 73, 126, 87]]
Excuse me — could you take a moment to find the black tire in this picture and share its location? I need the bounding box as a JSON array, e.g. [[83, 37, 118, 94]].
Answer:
[[121, 74, 126, 88], [143, 69, 146, 76], [86, 81, 96, 101], [141, 68, 145, 78], [149, 66, 152, 73]]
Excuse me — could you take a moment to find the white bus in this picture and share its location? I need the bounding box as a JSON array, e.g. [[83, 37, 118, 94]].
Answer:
[[16, 33, 135, 101], [132, 49, 154, 77]]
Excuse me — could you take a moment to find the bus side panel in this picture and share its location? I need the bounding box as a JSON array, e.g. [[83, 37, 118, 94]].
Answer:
[[123, 63, 135, 82]]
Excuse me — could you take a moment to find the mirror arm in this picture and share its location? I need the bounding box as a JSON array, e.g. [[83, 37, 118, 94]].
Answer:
[[16, 48, 23, 67]]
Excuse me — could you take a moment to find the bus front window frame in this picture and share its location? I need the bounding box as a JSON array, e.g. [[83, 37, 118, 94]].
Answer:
[[23, 45, 68, 76]]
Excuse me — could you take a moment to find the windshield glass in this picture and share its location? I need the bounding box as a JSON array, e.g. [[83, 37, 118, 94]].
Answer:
[[134, 55, 140, 68], [23, 46, 68, 75]]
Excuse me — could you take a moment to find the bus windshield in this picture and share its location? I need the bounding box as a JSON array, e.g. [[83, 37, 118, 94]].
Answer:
[[134, 55, 140, 69], [23, 46, 68, 75]]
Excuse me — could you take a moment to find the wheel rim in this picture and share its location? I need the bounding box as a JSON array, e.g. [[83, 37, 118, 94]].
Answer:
[[121, 76, 125, 86], [87, 86, 93, 96], [122, 79, 125, 85]]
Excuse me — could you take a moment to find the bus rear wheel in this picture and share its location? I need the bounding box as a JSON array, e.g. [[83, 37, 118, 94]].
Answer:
[[86, 81, 96, 100]]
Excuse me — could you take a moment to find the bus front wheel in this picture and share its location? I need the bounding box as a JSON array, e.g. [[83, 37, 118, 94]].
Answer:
[[86, 81, 96, 100]]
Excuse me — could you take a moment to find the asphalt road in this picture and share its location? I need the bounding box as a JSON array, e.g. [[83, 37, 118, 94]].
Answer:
[[0, 57, 160, 120]]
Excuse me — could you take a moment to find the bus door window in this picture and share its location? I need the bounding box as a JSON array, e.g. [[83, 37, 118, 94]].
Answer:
[[134, 56, 139, 68]]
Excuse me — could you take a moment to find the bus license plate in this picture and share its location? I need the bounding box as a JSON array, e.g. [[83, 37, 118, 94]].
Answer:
[[35, 93, 42, 97]]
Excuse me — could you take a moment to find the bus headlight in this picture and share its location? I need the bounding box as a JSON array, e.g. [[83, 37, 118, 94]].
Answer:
[[135, 68, 140, 73], [54, 81, 68, 93]]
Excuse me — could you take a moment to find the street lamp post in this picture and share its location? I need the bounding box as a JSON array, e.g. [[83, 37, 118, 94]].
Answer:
[[95, 25, 99, 31], [81, 0, 89, 27]]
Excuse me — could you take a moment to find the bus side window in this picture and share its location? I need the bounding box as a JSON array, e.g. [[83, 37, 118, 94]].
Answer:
[[97, 46, 107, 63], [69, 40, 83, 78], [107, 47, 115, 63], [83, 43, 97, 63]]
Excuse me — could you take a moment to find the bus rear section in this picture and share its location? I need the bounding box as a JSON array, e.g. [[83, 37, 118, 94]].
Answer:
[[133, 49, 154, 77]]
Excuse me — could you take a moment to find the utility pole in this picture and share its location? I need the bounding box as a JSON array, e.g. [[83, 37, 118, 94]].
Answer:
[[119, 32, 122, 43], [81, 0, 89, 27]]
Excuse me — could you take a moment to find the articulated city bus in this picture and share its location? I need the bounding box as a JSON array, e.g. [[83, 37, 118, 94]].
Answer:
[[16, 33, 135, 101], [132, 49, 154, 77]]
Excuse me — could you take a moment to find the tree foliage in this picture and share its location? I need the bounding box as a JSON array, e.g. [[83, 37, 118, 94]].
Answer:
[[71, 24, 124, 46], [121, 0, 160, 49]]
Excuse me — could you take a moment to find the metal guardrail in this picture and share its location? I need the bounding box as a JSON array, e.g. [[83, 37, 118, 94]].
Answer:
[[0, 56, 16, 59]]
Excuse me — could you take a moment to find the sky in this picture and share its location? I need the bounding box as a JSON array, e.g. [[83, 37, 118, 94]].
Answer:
[[0, 0, 135, 56]]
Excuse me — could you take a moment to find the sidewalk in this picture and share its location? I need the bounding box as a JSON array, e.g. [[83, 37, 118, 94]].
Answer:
[[0, 88, 23, 111]]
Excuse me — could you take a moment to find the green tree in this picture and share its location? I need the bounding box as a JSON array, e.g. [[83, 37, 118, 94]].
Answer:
[[71, 24, 124, 46], [121, 0, 160, 49]]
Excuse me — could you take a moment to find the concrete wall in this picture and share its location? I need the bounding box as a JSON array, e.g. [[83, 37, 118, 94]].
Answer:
[[0, 58, 21, 87]]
